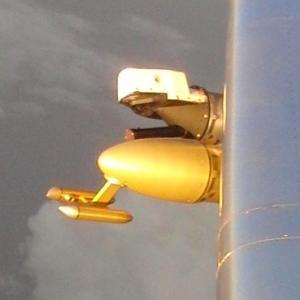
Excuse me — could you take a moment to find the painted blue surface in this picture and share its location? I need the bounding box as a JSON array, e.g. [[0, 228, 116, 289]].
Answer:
[[219, 1, 300, 299]]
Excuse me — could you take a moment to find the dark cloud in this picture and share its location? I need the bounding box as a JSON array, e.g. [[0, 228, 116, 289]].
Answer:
[[24, 198, 218, 300]]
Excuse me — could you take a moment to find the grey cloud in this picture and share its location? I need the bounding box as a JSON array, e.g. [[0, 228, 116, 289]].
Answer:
[[0, 0, 124, 116], [24, 196, 218, 300], [0, 274, 20, 298], [0, 271, 31, 300], [122, 14, 194, 52], [0, 0, 226, 119], [22, 0, 227, 91], [0, 106, 5, 118], [0, 102, 46, 118]]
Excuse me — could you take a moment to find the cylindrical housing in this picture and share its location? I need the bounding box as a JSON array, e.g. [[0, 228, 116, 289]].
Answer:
[[98, 138, 219, 203], [59, 205, 132, 223], [77, 206, 132, 223]]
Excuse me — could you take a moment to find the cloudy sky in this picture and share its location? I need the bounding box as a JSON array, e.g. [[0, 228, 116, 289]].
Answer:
[[0, 0, 228, 299]]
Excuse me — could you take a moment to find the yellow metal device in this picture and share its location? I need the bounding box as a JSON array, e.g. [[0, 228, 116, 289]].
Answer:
[[98, 138, 219, 203], [58, 206, 132, 223], [47, 68, 223, 223]]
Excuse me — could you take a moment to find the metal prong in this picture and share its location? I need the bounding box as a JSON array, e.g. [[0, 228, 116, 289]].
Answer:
[[46, 187, 62, 201]]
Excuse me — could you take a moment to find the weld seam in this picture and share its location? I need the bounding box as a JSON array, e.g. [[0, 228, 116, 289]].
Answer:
[[219, 202, 300, 238], [217, 235, 300, 276]]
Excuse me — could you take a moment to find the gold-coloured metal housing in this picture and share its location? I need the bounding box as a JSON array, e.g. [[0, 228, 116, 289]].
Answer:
[[98, 138, 220, 203], [58, 205, 132, 223], [47, 68, 223, 224]]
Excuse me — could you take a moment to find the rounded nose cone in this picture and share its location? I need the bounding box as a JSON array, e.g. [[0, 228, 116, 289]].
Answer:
[[98, 141, 141, 180], [97, 138, 212, 203], [58, 206, 79, 219], [46, 187, 62, 201]]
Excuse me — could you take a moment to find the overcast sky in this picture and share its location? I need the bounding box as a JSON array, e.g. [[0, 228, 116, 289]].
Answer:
[[0, 0, 228, 299]]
